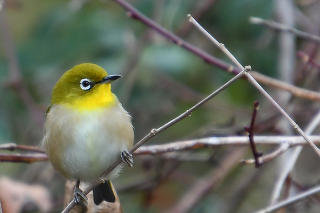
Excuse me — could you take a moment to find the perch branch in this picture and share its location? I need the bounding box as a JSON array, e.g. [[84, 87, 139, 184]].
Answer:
[[133, 135, 320, 156], [62, 61, 246, 212]]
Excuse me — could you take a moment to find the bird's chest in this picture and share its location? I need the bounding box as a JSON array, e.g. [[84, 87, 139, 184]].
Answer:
[[43, 105, 133, 181]]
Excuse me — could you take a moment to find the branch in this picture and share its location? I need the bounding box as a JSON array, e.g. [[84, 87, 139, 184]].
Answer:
[[187, 14, 320, 158], [269, 109, 320, 204], [297, 51, 320, 70], [112, 0, 320, 101], [241, 142, 290, 165], [0, 143, 45, 153], [61, 58, 246, 212], [245, 101, 263, 167], [254, 185, 320, 213], [133, 135, 320, 156], [0, 153, 48, 163], [250, 17, 320, 44]]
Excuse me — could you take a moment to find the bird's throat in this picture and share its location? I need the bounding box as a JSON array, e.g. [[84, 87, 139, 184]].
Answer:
[[67, 84, 116, 112]]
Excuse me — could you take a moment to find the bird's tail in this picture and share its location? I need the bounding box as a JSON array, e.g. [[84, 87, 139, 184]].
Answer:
[[93, 180, 115, 205]]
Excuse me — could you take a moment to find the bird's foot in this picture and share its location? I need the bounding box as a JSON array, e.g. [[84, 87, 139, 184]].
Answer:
[[121, 149, 133, 167], [74, 187, 88, 206]]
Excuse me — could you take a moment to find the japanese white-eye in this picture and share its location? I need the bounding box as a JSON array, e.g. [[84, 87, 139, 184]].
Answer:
[[42, 63, 134, 205]]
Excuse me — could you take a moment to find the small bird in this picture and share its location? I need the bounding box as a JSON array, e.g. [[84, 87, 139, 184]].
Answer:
[[42, 63, 134, 205]]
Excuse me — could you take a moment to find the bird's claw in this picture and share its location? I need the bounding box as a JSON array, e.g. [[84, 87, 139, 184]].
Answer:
[[74, 187, 88, 206], [121, 149, 133, 167]]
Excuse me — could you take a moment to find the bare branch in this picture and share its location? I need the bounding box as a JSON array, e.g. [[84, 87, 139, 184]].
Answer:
[[0, 153, 48, 163], [187, 14, 320, 158], [113, 0, 320, 101], [241, 142, 290, 165], [270, 109, 320, 204], [254, 185, 320, 213], [0, 143, 45, 153], [61, 53, 246, 213], [297, 51, 320, 70], [250, 17, 320, 44], [245, 101, 263, 167]]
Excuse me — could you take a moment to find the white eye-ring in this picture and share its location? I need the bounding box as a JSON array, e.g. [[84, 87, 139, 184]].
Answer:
[[80, 78, 92, 91]]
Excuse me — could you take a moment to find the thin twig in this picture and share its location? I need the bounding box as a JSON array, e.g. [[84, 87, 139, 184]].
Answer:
[[244, 72, 320, 158], [176, 0, 218, 36], [61, 62, 246, 213], [241, 142, 290, 165], [250, 17, 320, 44], [270, 109, 320, 204], [133, 136, 320, 156], [0, 153, 48, 163], [112, 0, 320, 101], [254, 184, 320, 213], [245, 101, 263, 167], [297, 51, 320, 70], [187, 14, 320, 158], [0, 143, 45, 153], [2, 135, 320, 164]]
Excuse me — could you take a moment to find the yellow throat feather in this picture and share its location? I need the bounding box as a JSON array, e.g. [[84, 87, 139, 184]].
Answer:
[[50, 63, 117, 112]]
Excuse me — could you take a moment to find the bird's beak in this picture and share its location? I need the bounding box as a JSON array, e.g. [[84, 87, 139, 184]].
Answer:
[[99, 75, 122, 84]]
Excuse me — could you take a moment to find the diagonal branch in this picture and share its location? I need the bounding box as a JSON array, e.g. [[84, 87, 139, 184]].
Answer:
[[250, 17, 320, 44], [112, 0, 320, 101], [188, 14, 320, 159], [61, 62, 246, 213]]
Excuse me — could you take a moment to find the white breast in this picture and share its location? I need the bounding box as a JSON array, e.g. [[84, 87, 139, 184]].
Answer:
[[42, 103, 133, 182]]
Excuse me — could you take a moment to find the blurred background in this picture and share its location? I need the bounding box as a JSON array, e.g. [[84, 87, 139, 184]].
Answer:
[[1, 0, 320, 212]]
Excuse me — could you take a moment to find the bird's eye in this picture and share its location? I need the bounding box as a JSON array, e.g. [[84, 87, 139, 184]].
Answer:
[[80, 78, 92, 91]]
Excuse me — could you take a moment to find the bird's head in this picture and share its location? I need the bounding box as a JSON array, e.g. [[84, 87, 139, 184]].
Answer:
[[51, 63, 121, 111]]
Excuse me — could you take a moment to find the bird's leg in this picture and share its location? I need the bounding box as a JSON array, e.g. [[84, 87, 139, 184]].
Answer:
[[121, 149, 133, 167], [74, 179, 88, 206]]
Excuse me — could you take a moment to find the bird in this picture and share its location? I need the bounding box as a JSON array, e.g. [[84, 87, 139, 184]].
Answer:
[[41, 63, 134, 206]]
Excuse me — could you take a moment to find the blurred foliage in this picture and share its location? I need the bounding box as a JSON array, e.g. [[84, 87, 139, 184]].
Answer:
[[2, 0, 320, 213]]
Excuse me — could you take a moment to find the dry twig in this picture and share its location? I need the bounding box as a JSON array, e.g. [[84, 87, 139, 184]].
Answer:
[[113, 0, 320, 101], [245, 101, 263, 167], [269, 109, 320, 204], [254, 184, 320, 213], [250, 17, 320, 44], [187, 14, 320, 158], [62, 50, 246, 213]]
